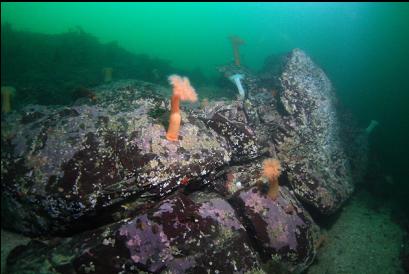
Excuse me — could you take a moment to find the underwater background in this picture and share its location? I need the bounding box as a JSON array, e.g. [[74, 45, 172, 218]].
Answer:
[[1, 2, 409, 274]]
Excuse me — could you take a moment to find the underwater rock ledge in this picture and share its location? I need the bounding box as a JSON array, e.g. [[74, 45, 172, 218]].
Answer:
[[6, 192, 261, 273], [2, 49, 369, 273], [1, 80, 232, 236]]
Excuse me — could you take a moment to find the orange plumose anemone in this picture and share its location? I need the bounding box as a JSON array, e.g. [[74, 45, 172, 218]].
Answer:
[[166, 75, 198, 141]]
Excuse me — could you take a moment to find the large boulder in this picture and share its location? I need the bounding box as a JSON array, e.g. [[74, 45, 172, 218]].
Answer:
[[274, 49, 355, 214], [210, 159, 320, 273], [233, 186, 319, 273], [218, 50, 358, 215], [6, 192, 261, 274], [1, 80, 231, 236]]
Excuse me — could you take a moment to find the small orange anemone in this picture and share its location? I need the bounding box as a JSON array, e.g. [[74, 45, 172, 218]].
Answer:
[[262, 158, 282, 200], [166, 75, 198, 141]]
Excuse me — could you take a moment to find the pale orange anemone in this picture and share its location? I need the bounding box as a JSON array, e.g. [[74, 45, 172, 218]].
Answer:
[[166, 75, 198, 141]]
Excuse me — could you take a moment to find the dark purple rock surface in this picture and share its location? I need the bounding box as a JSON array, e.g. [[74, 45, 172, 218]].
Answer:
[[210, 158, 320, 274], [233, 186, 319, 273], [6, 192, 261, 274], [1, 80, 231, 236]]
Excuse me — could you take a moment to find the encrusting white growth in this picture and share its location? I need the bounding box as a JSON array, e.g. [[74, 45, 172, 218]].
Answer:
[[229, 74, 245, 99], [365, 120, 379, 134]]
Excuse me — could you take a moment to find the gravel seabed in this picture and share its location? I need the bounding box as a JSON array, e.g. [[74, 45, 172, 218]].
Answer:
[[307, 190, 404, 274]]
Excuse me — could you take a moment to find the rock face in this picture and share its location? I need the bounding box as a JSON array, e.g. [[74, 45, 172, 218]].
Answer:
[[274, 49, 355, 214], [2, 49, 368, 273], [233, 186, 319, 273], [6, 192, 261, 274], [196, 101, 265, 163], [1, 80, 231, 236], [211, 159, 320, 274]]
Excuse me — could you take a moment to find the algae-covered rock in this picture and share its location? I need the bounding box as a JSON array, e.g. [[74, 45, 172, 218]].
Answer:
[[6, 192, 261, 274], [1, 80, 231, 236], [275, 49, 355, 214], [209, 157, 320, 273], [233, 186, 320, 274], [201, 103, 261, 163]]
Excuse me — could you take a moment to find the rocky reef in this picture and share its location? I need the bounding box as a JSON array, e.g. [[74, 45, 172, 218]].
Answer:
[[275, 49, 354, 214], [1, 49, 369, 273]]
